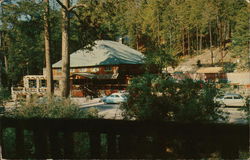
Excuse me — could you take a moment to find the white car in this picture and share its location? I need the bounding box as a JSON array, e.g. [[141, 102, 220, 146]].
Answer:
[[214, 93, 246, 107], [102, 93, 128, 104]]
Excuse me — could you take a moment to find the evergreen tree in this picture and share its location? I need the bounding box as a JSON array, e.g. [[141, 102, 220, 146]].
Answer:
[[1, 1, 45, 85], [231, 4, 250, 69]]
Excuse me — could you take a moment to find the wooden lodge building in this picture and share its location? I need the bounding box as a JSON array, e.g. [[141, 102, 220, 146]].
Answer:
[[52, 40, 145, 97]]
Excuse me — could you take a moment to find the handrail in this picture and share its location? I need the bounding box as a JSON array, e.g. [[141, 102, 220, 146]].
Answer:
[[0, 118, 248, 159]]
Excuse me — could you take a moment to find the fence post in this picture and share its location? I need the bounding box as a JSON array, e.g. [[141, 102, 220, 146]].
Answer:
[[0, 118, 3, 159], [151, 128, 168, 159], [49, 129, 61, 158], [15, 126, 25, 158], [63, 131, 74, 158], [107, 133, 116, 158], [220, 134, 239, 159], [90, 132, 100, 158], [118, 134, 132, 158], [33, 128, 48, 158]]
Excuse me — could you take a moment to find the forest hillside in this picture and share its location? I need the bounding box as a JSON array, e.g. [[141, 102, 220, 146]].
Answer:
[[175, 45, 249, 73], [0, 0, 249, 87]]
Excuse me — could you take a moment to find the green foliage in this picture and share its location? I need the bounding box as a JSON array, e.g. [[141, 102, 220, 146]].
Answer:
[[4, 96, 99, 119], [0, 87, 10, 105], [240, 96, 250, 123], [1, 1, 46, 84], [223, 62, 236, 73], [2, 128, 16, 156], [0, 87, 10, 99], [145, 49, 177, 73], [2, 96, 101, 158], [231, 4, 250, 70], [0, 0, 249, 87], [121, 74, 227, 122]]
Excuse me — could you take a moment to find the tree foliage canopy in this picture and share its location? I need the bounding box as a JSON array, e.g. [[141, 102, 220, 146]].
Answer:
[[0, 0, 249, 86], [121, 74, 227, 122]]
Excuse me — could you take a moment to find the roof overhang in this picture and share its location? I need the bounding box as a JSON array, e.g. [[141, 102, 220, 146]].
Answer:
[[52, 40, 145, 68], [71, 72, 96, 79], [71, 72, 119, 80], [196, 67, 223, 73]]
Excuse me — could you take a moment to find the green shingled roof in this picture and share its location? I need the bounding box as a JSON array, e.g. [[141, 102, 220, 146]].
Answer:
[[53, 40, 145, 68]]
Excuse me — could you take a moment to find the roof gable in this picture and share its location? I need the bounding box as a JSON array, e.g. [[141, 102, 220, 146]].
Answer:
[[53, 40, 145, 68]]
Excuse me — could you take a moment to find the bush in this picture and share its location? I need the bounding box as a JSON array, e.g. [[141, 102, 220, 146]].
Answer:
[[0, 87, 11, 106], [121, 74, 227, 122], [2, 96, 101, 158], [240, 96, 250, 123], [3, 96, 99, 119]]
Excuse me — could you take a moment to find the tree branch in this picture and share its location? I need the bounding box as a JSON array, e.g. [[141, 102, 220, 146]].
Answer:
[[55, 0, 68, 11], [71, 10, 84, 25], [68, 4, 86, 12], [55, 0, 86, 12]]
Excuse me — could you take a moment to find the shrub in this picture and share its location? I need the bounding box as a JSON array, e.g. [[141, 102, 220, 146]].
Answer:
[[240, 96, 250, 123], [121, 74, 227, 122], [0, 87, 11, 106], [3, 96, 99, 119], [2, 96, 101, 158]]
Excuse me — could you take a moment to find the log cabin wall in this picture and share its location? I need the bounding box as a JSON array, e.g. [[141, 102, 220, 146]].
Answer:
[[52, 64, 144, 97]]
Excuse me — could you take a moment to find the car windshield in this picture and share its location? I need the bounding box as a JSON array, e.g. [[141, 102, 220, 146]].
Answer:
[[216, 95, 224, 99], [121, 94, 127, 98], [234, 95, 243, 99]]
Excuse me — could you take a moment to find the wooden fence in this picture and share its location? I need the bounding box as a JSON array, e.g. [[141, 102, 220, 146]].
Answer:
[[0, 118, 248, 159]]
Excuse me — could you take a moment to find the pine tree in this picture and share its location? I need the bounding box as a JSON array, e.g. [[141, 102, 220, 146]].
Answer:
[[44, 0, 54, 97], [232, 4, 250, 69]]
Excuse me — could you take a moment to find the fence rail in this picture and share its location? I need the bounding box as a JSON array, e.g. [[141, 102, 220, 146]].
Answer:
[[0, 118, 248, 159]]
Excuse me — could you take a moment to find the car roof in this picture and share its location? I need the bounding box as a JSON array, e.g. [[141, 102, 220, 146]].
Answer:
[[111, 93, 123, 95], [224, 93, 242, 96]]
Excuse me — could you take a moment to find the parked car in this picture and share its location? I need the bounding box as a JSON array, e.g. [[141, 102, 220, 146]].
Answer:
[[214, 93, 246, 107], [101, 93, 128, 104]]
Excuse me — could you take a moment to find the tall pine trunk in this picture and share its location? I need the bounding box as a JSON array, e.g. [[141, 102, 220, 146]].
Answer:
[[199, 30, 202, 54], [60, 0, 70, 97], [227, 21, 231, 39], [196, 27, 199, 54], [219, 19, 223, 64], [169, 30, 172, 53], [187, 28, 190, 55], [4, 55, 8, 73], [0, 61, 1, 86], [209, 22, 214, 65], [157, 8, 160, 47], [44, 0, 54, 97], [182, 28, 185, 55]]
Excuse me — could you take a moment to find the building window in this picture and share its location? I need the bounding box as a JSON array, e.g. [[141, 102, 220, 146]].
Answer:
[[40, 80, 47, 88], [53, 80, 59, 88], [90, 67, 99, 73], [70, 68, 75, 72], [93, 67, 99, 72], [29, 80, 37, 88], [57, 68, 62, 72], [104, 66, 112, 72], [80, 68, 87, 72]]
